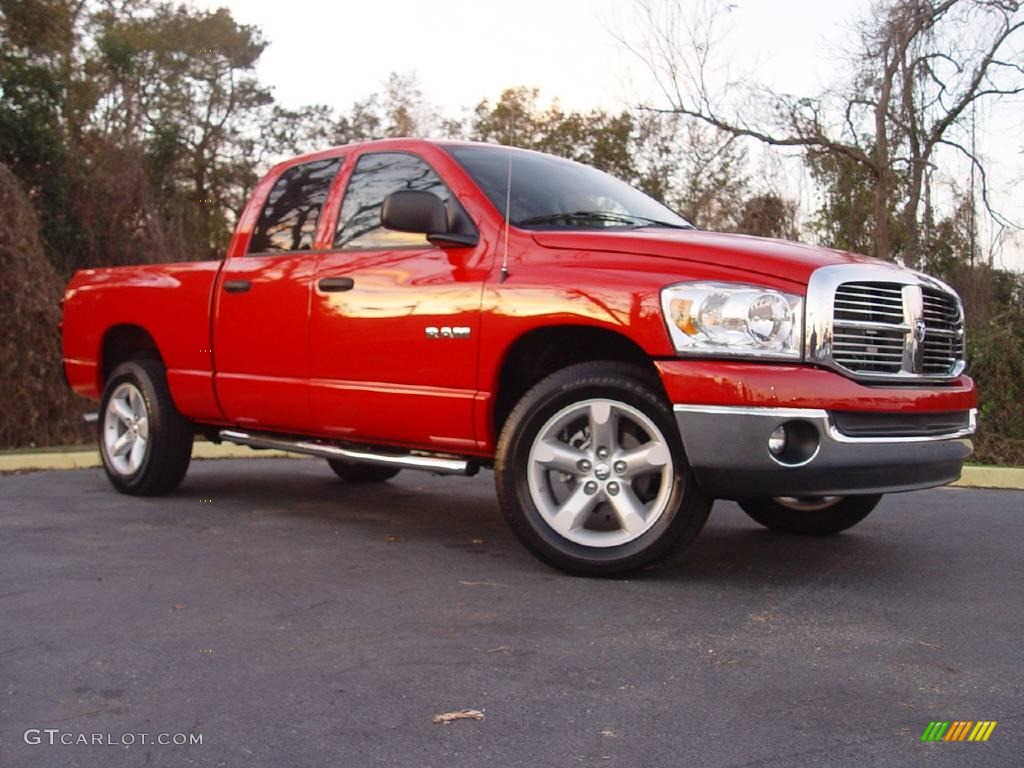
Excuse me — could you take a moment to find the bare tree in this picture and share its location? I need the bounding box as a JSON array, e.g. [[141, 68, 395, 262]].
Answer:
[[619, 0, 1024, 264]]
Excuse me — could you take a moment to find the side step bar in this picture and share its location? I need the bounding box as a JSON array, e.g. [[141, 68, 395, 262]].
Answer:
[[218, 429, 476, 476]]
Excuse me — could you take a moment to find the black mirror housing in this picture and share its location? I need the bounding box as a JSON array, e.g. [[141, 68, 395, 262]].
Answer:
[[382, 190, 479, 248], [382, 190, 447, 235]]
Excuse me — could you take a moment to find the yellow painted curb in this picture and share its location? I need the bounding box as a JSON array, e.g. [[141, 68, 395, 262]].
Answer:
[[953, 465, 1024, 491], [0, 442, 306, 472]]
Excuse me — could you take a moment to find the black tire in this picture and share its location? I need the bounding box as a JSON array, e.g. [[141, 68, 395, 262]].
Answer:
[[738, 494, 883, 535], [98, 359, 193, 495], [495, 361, 711, 577], [326, 459, 401, 483]]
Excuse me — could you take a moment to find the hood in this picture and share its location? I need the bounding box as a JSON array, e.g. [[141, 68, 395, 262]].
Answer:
[[530, 228, 884, 285]]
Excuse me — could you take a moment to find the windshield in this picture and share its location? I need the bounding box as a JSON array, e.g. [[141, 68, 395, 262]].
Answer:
[[445, 144, 693, 231]]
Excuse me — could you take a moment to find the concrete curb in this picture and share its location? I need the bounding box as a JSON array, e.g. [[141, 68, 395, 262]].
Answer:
[[0, 443, 306, 472], [952, 466, 1024, 491], [2, 446, 1022, 490]]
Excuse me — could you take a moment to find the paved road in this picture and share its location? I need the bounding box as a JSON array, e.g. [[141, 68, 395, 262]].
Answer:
[[1, 459, 1021, 767]]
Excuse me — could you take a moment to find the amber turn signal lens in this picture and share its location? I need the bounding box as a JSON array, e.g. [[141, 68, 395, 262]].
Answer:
[[670, 298, 697, 335]]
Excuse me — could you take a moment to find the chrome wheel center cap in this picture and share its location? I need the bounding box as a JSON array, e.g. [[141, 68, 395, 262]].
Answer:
[[594, 463, 611, 481]]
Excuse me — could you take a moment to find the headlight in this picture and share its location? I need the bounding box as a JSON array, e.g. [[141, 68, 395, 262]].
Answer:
[[660, 282, 803, 359]]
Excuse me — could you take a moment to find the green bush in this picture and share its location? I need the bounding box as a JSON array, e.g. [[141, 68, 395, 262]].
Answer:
[[967, 311, 1024, 466]]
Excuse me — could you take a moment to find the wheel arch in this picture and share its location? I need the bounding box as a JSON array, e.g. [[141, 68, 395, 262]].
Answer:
[[100, 324, 163, 386], [491, 324, 664, 441]]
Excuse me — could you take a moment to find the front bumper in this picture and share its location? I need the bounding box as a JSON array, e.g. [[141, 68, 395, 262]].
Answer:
[[674, 404, 974, 498], [655, 361, 978, 499]]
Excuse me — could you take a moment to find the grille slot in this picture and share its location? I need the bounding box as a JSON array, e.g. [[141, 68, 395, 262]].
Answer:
[[829, 280, 963, 378], [832, 410, 972, 438]]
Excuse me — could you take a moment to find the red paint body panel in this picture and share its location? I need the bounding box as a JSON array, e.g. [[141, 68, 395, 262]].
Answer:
[[62, 261, 223, 420], [61, 138, 978, 460], [305, 142, 498, 451], [309, 246, 485, 451], [530, 229, 884, 287], [655, 361, 977, 413], [212, 252, 319, 431]]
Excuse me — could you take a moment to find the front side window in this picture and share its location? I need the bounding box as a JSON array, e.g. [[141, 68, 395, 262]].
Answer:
[[335, 153, 451, 249], [248, 157, 342, 254]]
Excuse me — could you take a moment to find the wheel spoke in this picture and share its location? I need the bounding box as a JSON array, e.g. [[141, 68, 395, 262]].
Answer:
[[111, 397, 133, 424], [111, 432, 132, 457], [135, 416, 149, 439], [616, 441, 670, 478], [534, 439, 587, 475], [550, 484, 600, 534], [607, 485, 648, 536], [129, 437, 146, 469], [129, 389, 146, 420], [588, 401, 617, 454]]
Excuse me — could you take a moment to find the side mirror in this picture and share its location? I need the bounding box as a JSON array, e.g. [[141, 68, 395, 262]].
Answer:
[[382, 190, 446, 234], [381, 190, 478, 248]]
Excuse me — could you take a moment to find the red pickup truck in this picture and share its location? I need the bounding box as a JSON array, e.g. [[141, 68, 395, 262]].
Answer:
[[62, 138, 977, 575]]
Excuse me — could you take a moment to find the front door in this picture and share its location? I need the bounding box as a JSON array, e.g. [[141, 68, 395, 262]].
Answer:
[[214, 156, 342, 432], [309, 151, 488, 453]]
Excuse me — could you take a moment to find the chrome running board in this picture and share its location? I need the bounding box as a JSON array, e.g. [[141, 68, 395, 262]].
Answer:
[[218, 429, 475, 476]]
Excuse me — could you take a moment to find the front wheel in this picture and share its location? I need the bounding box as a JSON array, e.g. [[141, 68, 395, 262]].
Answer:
[[738, 494, 883, 535], [496, 362, 711, 577]]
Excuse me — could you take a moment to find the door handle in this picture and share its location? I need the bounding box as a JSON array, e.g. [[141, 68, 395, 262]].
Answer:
[[318, 277, 355, 292], [224, 279, 251, 293]]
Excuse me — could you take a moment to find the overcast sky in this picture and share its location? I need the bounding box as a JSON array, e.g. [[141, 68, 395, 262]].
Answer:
[[191, 0, 868, 114], [192, 0, 1022, 269]]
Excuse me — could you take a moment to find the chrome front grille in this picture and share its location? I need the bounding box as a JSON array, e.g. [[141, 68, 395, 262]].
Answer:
[[921, 287, 964, 374], [805, 265, 966, 382], [832, 282, 906, 374], [833, 282, 904, 324]]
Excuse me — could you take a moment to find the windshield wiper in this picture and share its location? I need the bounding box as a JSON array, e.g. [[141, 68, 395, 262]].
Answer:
[[518, 211, 691, 229], [623, 214, 693, 230], [518, 211, 634, 227]]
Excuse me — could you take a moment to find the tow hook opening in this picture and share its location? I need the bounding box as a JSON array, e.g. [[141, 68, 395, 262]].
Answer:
[[767, 420, 820, 467]]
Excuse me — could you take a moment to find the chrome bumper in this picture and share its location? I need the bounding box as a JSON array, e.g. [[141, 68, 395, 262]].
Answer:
[[674, 405, 975, 499]]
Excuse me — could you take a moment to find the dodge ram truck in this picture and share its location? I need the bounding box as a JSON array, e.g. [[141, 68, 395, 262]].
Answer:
[[61, 138, 978, 575]]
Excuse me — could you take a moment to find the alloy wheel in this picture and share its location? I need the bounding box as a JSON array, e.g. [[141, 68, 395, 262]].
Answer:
[[526, 398, 675, 548], [102, 381, 150, 475]]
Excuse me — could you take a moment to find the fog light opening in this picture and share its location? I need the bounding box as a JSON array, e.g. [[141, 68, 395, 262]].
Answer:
[[767, 421, 820, 467]]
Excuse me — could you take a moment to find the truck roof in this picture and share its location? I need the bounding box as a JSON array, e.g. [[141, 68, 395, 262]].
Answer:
[[275, 137, 548, 173]]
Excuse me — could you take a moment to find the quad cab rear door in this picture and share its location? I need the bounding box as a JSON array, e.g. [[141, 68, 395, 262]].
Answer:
[[213, 155, 343, 432]]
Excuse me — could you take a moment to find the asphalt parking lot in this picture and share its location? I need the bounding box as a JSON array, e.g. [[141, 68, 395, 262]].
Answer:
[[1, 458, 1021, 767]]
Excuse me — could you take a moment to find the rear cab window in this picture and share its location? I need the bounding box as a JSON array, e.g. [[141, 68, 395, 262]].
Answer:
[[248, 157, 343, 255]]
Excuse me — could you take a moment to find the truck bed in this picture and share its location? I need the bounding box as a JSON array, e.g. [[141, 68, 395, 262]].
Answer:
[[62, 261, 225, 422]]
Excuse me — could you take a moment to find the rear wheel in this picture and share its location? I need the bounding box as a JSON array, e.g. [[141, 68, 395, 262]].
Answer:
[[326, 459, 401, 483], [496, 362, 711, 577], [738, 494, 883, 535], [99, 359, 193, 495]]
